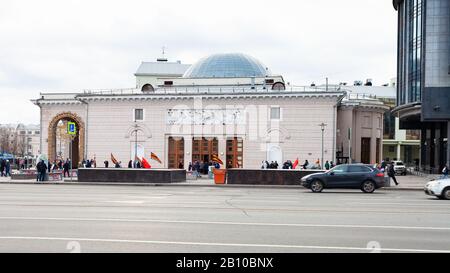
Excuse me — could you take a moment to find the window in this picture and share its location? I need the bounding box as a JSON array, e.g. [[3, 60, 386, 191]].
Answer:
[[265, 79, 275, 84], [35, 131, 40, 134], [164, 81, 173, 86], [134, 109, 144, 121], [270, 107, 281, 120], [348, 165, 372, 173], [330, 165, 347, 173]]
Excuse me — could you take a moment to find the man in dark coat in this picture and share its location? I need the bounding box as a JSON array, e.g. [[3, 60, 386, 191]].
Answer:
[[387, 162, 399, 186], [63, 160, 70, 177]]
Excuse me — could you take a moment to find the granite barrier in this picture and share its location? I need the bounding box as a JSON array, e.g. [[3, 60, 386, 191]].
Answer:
[[78, 168, 186, 183], [226, 169, 325, 185]]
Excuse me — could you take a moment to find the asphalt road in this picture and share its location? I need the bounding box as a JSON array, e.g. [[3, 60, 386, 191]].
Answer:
[[0, 184, 449, 253]]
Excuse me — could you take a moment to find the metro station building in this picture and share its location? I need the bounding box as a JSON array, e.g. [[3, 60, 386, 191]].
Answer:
[[32, 53, 385, 169]]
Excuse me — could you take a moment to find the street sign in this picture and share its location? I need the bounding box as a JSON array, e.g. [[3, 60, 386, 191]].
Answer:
[[67, 122, 76, 135]]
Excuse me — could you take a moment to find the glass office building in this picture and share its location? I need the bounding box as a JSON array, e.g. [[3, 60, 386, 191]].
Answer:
[[393, 0, 450, 173]]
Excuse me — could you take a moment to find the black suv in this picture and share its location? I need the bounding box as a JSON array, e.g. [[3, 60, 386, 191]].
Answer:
[[301, 164, 386, 193]]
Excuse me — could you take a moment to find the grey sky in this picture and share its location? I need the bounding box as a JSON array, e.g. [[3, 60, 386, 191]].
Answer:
[[0, 0, 397, 124]]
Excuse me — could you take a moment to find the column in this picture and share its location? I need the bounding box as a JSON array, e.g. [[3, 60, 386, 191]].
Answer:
[[218, 137, 227, 168], [184, 137, 192, 171], [397, 144, 401, 161], [447, 122, 450, 167]]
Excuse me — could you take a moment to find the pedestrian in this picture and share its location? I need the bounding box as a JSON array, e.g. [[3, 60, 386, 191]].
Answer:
[[63, 160, 70, 177], [128, 160, 133, 168], [38, 160, 47, 182], [302, 160, 309, 170], [36, 161, 41, 181], [261, 161, 265, 169], [381, 160, 387, 173], [104, 160, 109, 168], [442, 165, 449, 180], [387, 162, 399, 186], [115, 161, 122, 168], [330, 161, 334, 168], [178, 161, 184, 169], [188, 162, 193, 171], [0, 159, 5, 177], [5, 160, 11, 177], [325, 160, 330, 170]]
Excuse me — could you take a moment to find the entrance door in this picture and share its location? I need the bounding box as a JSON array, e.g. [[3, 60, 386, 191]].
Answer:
[[226, 137, 243, 168], [168, 137, 184, 169], [361, 138, 371, 164], [192, 137, 218, 164], [267, 143, 282, 168]]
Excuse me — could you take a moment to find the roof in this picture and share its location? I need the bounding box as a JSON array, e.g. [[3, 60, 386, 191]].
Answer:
[[343, 86, 396, 99], [135, 61, 191, 76], [183, 53, 271, 78]]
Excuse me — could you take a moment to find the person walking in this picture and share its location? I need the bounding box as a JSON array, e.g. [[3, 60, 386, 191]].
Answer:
[[0, 159, 5, 177], [188, 162, 193, 171], [5, 160, 11, 177], [37, 160, 47, 182], [325, 161, 330, 170], [63, 160, 70, 177], [442, 165, 449, 179], [36, 160, 41, 181], [128, 160, 133, 168], [302, 160, 309, 170], [387, 162, 399, 186], [104, 160, 109, 168]]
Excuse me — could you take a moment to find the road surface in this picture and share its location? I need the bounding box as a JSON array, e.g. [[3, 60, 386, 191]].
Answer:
[[0, 184, 449, 253]]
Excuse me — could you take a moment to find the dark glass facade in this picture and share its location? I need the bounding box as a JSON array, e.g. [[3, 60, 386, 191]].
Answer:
[[393, 0, 450, 173], [397, 0, 424, 105]]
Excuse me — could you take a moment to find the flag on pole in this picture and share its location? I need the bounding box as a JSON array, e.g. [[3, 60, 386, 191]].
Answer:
[[111, 153, 118, 165], [211, 154, 224, 165], [150, 152, 162, 164], [141, 157, 152, 169], [293, 158, 299, 169]]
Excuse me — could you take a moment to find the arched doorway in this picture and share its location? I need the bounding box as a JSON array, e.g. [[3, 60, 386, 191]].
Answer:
[[267, 143, 282, 168], [48, 112, 85, 169]]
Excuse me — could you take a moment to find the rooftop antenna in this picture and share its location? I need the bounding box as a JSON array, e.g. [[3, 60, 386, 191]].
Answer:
[[157, 46, 168, 62]]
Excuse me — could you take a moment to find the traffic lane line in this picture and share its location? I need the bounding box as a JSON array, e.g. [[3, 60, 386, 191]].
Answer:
[[0, 236, 448, 253], [0, 202, 449, 215], [1, 216, 450, 231]]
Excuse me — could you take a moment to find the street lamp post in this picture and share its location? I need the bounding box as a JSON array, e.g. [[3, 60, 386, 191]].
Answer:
[[319, 123, 327, 169], [132, 124, 139, 167]]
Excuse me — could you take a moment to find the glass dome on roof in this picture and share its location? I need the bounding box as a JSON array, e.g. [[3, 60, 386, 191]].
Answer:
[[183, 53, 270, 78]]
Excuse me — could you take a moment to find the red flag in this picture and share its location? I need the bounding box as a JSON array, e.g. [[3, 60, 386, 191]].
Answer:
[[141, 157, 151, 169], [293, 158, 299, 169]]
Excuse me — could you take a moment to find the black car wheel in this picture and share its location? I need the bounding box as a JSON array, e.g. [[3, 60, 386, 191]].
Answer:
[[310, 180, 324, 193], [442, 187, 450, 200], [361, 180, 376, 193]]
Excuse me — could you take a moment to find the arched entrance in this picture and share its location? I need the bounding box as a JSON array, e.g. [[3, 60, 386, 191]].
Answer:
[[48, 112, 85, 169]]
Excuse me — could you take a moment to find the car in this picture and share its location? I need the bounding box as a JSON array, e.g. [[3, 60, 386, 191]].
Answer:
[[424, 178, 450, 200], [392, 160, 407, 175], [301, 164, 386, 193]]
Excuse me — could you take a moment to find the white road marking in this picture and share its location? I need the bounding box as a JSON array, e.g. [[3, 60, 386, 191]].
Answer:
[[0, 236, 448, 253], [347, 202, 450, 207], [0, 216, 450, 231]]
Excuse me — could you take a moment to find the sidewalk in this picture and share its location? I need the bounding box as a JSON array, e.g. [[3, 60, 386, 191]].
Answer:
[[0, 174, 433, 190]]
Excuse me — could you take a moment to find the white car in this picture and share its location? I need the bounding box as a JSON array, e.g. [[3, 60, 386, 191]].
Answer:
[[393, 161, 407, 175], [424, 178, 450, 200]]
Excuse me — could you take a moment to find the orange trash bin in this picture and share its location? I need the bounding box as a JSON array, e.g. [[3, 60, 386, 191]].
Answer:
[[213, 169, 227, 184]]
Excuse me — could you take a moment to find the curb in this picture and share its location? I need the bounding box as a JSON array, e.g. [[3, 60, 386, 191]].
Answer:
[[0, 181, 424, 191]]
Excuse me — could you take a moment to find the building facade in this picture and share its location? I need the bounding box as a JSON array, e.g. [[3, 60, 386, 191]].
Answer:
[[393, 0, 450, 172], [33, 53, 347, 169]]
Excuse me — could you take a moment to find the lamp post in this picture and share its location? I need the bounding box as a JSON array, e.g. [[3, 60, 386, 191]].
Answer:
[[132, 124, 139, 167], [319, 123, 327, 169]]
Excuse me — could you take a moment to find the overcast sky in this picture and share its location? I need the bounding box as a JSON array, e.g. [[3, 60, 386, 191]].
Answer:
[[0, 0, 397, 124]]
